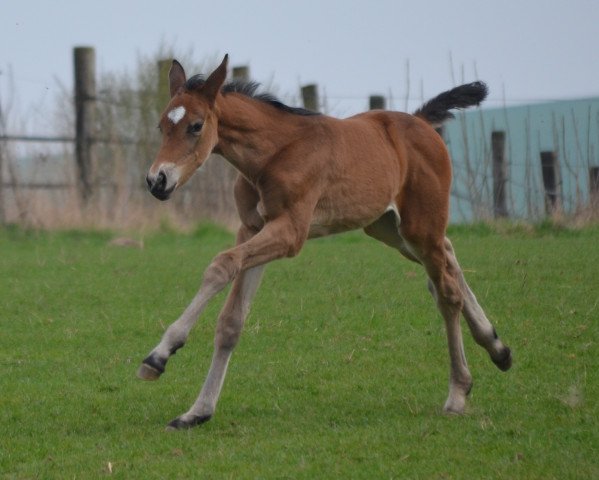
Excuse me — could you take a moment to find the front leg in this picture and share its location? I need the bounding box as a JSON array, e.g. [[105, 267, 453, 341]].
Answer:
[[136, 262, 226, 381], [166, 263, 264, 429], [137, 215, 308, 427], [137, 217, 300, 380]]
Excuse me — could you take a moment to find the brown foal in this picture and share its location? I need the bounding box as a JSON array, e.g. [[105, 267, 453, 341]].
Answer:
[[139, 55, 512, 430]]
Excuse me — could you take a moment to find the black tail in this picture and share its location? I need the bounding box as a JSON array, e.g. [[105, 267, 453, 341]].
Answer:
[[414, 81, 488, 125]]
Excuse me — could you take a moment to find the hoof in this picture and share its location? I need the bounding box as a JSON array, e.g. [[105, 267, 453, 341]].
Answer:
[[492, 346, 512, 372], [443, 407, 463, 416], [442, 402, 466, 415], [137, 362, 162, 381], [165, 414, 212, 431], [443, 379, 470, 414], [137, 353, 167, 381]]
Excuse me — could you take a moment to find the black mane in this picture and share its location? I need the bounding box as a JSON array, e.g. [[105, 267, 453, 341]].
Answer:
[[184, 74, 320, 116]]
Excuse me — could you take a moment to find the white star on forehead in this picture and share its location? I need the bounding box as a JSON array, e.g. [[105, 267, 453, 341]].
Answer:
[[167, 106, 186, 124]]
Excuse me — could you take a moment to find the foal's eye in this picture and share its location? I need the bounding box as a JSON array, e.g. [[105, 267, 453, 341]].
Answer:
[[188, 122, 203, 135]]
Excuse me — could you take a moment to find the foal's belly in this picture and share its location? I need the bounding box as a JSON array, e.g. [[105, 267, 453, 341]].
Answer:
[[308, 222, 356, 238], [308, 195, 391, 238]]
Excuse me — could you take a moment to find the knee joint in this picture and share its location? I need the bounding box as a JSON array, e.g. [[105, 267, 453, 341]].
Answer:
[[437, 276, 464, 310], [286, 240, 303, 258], [204, 252, 241, 287], [283, 231, 305, 258], [439, 291, 464, 311], [215, 317, 242, 350]]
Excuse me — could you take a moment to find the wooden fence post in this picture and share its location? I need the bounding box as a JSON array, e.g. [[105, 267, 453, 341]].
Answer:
[[0, 138, 4, 225], [0, 93, 4, 224], [540, 151, 561, 215], [74, 46, 96, 204], [491, 131, 508, 218], [157, 59, 172, 107], [232, 65, 250, 81], [589, 166, 599, 207], [369, 95, 386, 110], [301, 84, 319, 112]]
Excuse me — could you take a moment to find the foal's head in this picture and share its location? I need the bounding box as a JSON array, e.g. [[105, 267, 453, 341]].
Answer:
[[146, 55, 228, 200]]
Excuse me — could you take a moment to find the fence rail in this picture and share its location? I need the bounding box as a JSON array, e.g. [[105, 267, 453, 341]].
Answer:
[[0, 135, 75, 143]]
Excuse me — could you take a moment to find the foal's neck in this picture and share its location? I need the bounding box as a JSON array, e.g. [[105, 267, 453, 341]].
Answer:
[[214, 94, 314, 182]]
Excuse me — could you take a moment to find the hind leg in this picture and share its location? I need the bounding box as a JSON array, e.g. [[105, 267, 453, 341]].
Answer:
[[365, 209, 472, 413], [366, 210, 511, 372], [403, 233, 472, 413], [442, 238, 512, 371]]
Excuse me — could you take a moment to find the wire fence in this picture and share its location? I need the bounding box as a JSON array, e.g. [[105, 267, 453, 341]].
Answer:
[[1, 47, 598, 230]]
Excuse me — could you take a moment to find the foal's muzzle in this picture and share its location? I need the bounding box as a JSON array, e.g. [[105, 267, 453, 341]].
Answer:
[[146, 171, 175, 201]]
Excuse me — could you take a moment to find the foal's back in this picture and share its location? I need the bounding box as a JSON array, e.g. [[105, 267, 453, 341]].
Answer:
[[305, 110, 452, 237]]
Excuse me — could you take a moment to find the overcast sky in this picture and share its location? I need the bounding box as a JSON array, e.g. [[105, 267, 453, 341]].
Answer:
[[1, 0, 598, 134]]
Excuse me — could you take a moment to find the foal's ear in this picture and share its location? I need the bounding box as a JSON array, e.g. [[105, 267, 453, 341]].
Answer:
[[169, 60, 187, 98], [202, 54, 229, 106]]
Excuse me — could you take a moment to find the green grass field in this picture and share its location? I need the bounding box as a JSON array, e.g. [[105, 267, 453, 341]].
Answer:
[[0, 224, 597, 479]]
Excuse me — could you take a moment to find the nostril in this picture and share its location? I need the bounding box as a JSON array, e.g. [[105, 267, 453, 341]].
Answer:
[[147, 170, 174, 200], [157, 171, 167, 190]]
